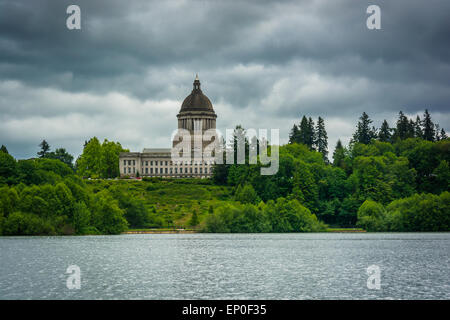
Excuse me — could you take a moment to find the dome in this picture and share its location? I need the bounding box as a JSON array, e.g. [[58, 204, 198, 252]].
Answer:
[[179, 76, 215, 113]]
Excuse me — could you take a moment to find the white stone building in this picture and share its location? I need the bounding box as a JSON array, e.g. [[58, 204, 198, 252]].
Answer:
[[119, 76, 217, 178]]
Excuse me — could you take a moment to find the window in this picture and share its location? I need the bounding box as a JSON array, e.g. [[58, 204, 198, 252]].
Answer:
[[124, 168, 126, 174], [165, 168, 168, 174], [151, 168, 153, 174], [133, 167, 135, 174], [151, 161, 153, 165], [123, 160, 126, 166], [200, 168, 202, 174], [180, 168, 183, 173], [165, 161, 168, 166], [128, 167, 131, 173], [205, 168, 208, 174], [160, 168, 163, 174], [145, 168, 148, 174], [195, 168, 198, 174], [170, 168, 173, 174], [175, 168, 178, 174], [128, 160, 131, 165], [133, 160, 135, 166], [190, 167, 192, 173], [146, 161, 148, 166]]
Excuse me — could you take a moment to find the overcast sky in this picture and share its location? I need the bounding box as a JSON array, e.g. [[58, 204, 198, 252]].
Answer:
[[0, 0, 449, 160]]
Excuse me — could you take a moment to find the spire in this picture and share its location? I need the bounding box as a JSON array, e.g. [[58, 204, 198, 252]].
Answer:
[[193, 74, 201, 91]]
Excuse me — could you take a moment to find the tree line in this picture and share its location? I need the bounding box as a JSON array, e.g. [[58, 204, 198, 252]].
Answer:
[[210, 109, 449, 231], [0, 140, 138, 235], [289, 116, 328, 161], [1, 109, 449, 234]]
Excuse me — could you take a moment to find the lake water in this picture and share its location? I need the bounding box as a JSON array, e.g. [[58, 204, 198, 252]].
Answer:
[[0, 233, 449, 300]]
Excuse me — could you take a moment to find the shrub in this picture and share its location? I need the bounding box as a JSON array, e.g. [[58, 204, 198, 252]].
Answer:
[[3, 212, 55, 235], [356, 200, 386, 231]]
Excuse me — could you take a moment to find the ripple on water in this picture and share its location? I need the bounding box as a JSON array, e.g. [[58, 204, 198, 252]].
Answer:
[[0, 233, 449, 299]]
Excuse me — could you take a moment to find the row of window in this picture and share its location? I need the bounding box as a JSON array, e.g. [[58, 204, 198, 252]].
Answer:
[[123, 167, 208, 174], [123, 159, 213, 166]]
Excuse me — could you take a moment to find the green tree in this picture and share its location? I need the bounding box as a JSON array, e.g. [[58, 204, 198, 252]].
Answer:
[[0, 151, 17, 185], [385, 192, 450, 231], [0, 145, 8, 154], [378, 120, 392, 142], [76, 137, 102, 178], [91, 191, 128, 234], [72, 202, 91, 234], [307, 117, 316, 149], [122, 198, 148, 228], [100, 139, 127, 178], [189, 210, 199, 226], [289, 124, 300, 144], [332, 140, 346, 168], [3, 212, 54, 235], [0, 186, 19, 217], [422, 109, 435, 141], [315, 117, 328, 161], [37, 140, 51, 158], [356, 200, 386, 231], [47, 148, 74, 168], [433, 160, 450, 194], [235, 184, 260, 204], [414, 115, 423, 138], [291, 161, 318, 212], [298, 116, 311, 147], [352, 112, 376, 145], [392, 111, 412, 141]]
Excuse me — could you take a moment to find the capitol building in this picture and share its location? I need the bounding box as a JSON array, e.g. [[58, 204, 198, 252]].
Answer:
[[119, 75, 217, 178]]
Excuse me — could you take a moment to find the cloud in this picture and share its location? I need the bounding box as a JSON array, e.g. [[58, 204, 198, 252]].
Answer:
[[0, 0, 449, 160]]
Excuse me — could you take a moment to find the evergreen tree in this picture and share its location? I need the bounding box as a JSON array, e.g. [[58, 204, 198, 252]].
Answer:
[[289, 124, 300, 144], [393, 111, 410, 140], [378, 120, 392, 142], [332, 139, 345, 168], [352, 112, 376, 144], [414, 115, 423, 138], [440, 128, 448, 140], [407, 119, 415, 138], [37, 140, 50, 158], [0, 145, 8, 154], [189, 210, 199, 226], [307, 117, 316, 149], [422, 109, 435, 141], [315, 117, 328, 161], [298, 116, 310, 146]]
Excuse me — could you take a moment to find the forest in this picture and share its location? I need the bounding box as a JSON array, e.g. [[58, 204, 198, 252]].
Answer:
[[209, 109, 449, 232], [0, 109, 449, 235]]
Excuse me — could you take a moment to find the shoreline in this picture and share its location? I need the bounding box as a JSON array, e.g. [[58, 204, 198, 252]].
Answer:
[[121, 228, 367, 234]]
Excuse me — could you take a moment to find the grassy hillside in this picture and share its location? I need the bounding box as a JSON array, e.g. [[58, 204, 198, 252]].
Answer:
[[85, 178, 234, 230]]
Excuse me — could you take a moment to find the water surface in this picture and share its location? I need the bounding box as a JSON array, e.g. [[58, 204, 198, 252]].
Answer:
[[0, 233, 449, 299]]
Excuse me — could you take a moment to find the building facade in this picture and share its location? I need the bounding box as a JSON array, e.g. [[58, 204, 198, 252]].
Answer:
[[119, 76, 217, 178]]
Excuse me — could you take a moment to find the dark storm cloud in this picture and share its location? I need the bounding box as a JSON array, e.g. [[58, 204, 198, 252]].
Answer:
[[0, 0, 449, 159]]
